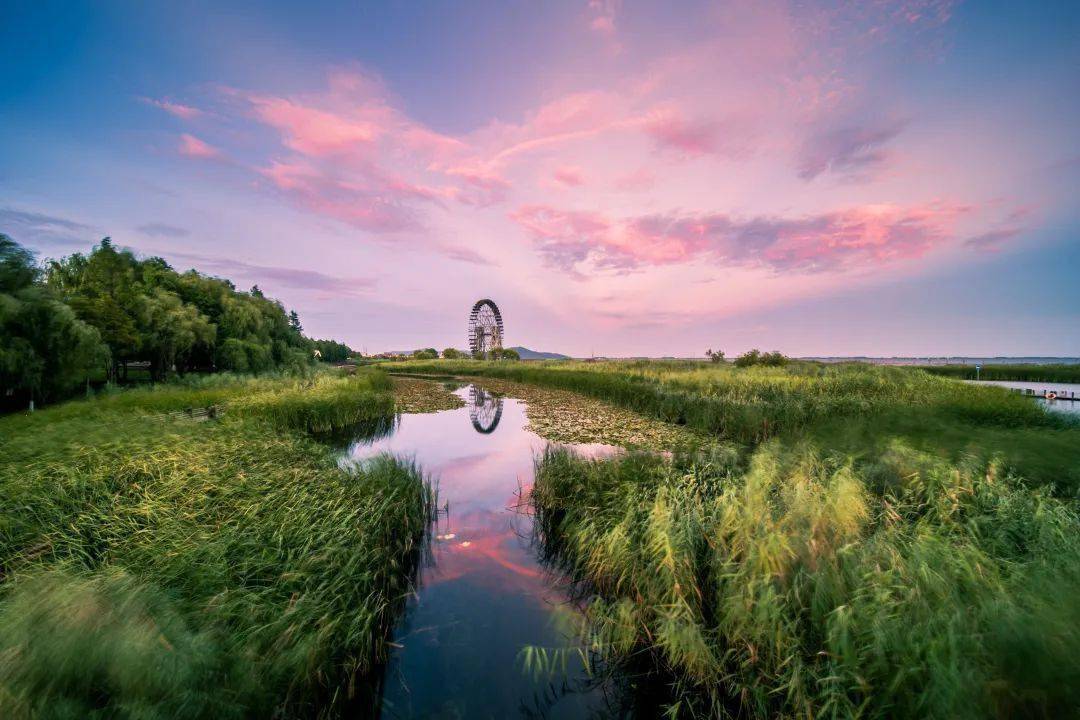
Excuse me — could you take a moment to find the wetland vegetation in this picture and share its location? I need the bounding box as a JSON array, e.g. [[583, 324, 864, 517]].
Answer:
[[0, 369, 433, 718], [389, 358, 1080, 717], [2, 352, 1078, 718]]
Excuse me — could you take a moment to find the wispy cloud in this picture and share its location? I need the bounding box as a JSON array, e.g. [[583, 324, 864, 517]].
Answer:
[[551, 165, 585, 187], [0, 208, 94, 248], [164, 251, 375, 298], [512, 202, 969, 274], [178, 133, 220, 158], [963, 228, 1019, 253], [137, 223, 189, 238], [142, 97, 203, 120], [797, 118, 907, 180]]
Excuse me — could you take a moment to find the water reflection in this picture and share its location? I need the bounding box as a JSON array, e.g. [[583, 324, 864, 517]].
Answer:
[[342, 383, 625, 719], [469, 386, 504, 433], [315, 414, 398, 453]]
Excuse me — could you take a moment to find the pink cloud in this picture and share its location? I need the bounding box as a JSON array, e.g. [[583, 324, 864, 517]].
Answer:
[[552, 165, 585, 187], [644, 111, 720, 157], [144, 97, 203, 119], [587, 0, 621, 42], [178, 133, 219, 158], [444, 166, 511, 206], [258, 160, 423, 232], [512, 202, 969, 274], [247, 95, 381, 156], [614, 168, 655, 191]]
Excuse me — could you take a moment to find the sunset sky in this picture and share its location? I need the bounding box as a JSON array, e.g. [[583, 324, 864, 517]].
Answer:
[[2, 0, 1077, 357]]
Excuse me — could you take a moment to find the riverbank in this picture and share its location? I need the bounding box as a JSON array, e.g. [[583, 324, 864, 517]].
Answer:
[[0, 369, 434, 717]]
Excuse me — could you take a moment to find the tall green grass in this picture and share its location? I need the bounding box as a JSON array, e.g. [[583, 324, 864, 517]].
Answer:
[[0, 370, 433, 718], [388, 359, 1058, 440], [533, 443, 1080, 719], [920, 363, 1080, 384], [390, 359, 1080, 494]]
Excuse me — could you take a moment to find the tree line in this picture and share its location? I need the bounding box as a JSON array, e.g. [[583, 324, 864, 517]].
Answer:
[[1, 235, 355, 409]]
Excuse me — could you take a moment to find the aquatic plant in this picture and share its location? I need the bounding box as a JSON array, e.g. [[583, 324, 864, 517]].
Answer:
[[532, 443, 1080, 719]]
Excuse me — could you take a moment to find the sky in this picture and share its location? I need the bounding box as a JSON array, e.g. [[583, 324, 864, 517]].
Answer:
[[1, 0, 1078, 357]]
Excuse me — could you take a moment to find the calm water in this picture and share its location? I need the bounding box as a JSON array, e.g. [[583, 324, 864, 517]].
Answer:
[[342, 384, 622, 719], [964, 380, 1080, 416]]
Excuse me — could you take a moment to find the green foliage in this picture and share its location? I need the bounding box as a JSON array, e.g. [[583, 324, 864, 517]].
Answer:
[[733, 348, 788, 367], [921, 363, 1080, 383], [0, 234, 358, 408], [311, 338, 352, 363], [412, 347, 439, 360], [0, 370, 433, 717], [497, 347, 520, 361], [533, 443, 1080, 719], [705, 348, 724, 363], [0, 236, 108, 407], [43, 237, 318, 382], [441, 347, 466, 359]]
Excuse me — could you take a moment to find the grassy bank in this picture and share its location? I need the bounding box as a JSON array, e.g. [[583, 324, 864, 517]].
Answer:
[[387, 360, 1080, 715], [385, 359, 1057, 440], [388, 359, 1080, 493], [0, 369, 433, 718], [920, 363, 1080, 383], [533, 443, 1080, 719]]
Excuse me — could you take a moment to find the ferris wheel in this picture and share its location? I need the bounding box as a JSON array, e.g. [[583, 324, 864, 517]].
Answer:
[[468, 298, 504, 359]]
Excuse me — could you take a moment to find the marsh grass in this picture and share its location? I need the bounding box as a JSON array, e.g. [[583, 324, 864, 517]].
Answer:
[[392, 360, 1080, 494], [921, 363, 1080, 383], [0, 369, 434, 718], [388, 359, 1058, 438], [533, 443, 1080, 719]]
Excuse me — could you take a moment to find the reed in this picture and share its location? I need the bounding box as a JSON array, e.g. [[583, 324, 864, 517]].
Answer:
[[0, 369, 433, 718], [532, 442, 1080, 719], [390, 359, 1080, 493], [388, 359, 1057, 438]]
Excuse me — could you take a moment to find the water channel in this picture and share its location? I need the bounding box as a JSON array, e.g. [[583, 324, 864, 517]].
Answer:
[[341, 382, 625, 719], [964, 379, 1080, 415]]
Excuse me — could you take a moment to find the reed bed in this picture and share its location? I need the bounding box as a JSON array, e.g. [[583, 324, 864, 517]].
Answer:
[[389, 360, 1056, 440], [920, 363, 1080, 384], [391, 360, 1080, 493], [0, 370, 434, 718], [533, 443, 1080, 719]]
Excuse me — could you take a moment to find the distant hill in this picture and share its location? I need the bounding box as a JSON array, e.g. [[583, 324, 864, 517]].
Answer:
[[508, 346, 569, 360]]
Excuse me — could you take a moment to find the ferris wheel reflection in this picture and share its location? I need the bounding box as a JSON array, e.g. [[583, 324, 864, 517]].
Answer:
[[468, 386, 503, 434]]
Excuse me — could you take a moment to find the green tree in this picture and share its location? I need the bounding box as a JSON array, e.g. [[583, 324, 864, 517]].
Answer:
[[46, 239, 143, 381], [312, 339, 352, 363], [734, 349, 788, 368], [1, 236, 107, 408], [706, 348, 725, 363], [442, 347, 465, 359], [413, 348, 438, 360], [734, 349, 762, 368], [140, 289, 215, 380]]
